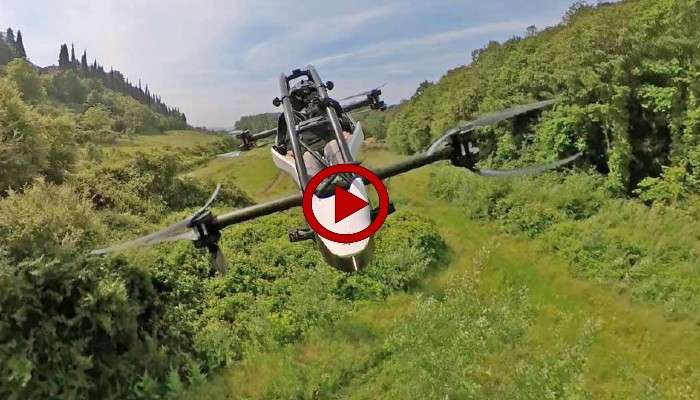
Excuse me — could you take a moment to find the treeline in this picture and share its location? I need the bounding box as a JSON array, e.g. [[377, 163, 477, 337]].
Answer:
[[54, 43, 185, 121], [0, 57, 189, 193], [233, 112, 278, 132], [0, 27, 26, 64], [385, 0, 700, 198], [0, 25, 185, 123]]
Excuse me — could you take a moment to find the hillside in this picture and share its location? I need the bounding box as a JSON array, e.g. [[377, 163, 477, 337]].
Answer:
[[386, 0, 699, 198], [0, 27, 186, 124]]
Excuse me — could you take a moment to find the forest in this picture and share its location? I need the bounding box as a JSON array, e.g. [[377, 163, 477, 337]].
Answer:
[[1, 0, 700, 398]]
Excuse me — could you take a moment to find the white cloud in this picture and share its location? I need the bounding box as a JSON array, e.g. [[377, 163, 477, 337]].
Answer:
[[0, 1, 569, 126], [310, 19, 551, 67]]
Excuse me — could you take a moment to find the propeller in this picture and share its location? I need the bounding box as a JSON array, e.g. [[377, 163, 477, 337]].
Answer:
[[90, 218, 197, 255], [91, 184, 228, 274], [423, 99, 581, 177], [339, 83, 387, 101], [474, 152, 582, 177], [426, 99, 557, 156]]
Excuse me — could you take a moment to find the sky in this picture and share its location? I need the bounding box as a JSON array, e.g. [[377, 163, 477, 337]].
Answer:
[[0, 0, 578, 127]]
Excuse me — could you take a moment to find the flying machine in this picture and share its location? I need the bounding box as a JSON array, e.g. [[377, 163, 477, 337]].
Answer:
[[92, 65, 581, 273]]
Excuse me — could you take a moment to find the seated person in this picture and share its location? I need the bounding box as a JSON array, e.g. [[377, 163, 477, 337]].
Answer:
[[275, 106, 353, 177], [290, 129, 351, 177]]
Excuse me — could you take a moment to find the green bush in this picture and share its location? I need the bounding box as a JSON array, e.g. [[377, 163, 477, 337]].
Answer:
[[0, 180, 104, 261], [386, 0, 700, 195], [430, 165, 700, 320], [0, 78, 47, 192], [72, 152, 252, 220], [4, 59, 45, 103]]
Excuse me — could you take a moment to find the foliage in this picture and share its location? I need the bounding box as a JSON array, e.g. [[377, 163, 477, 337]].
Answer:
[[430, 166, 700, 320], [234, 112, 278, 132], [4, 59, 45, 103], [0, 77, 77, 192], [79, 104, 115, 142], [0, 176, 444, 399], [72, 151, 253, 221], [385, 0, 700, 196]]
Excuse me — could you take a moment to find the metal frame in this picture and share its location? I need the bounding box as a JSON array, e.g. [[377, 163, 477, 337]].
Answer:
[[276, 66, 357, 188], [279, 72, 311, 187], [307, 66, 353, 164]]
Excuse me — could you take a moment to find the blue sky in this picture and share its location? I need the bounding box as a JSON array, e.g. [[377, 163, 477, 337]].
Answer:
[[0, 0, 577, 127]]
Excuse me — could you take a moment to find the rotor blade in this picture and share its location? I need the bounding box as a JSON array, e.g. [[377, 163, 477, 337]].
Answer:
[[193, 183, 221, 217], [475, 152, 582, 177], [425, 99, 558, 155], [339, 83, 387, 101], [467, 99, 557, 129], [90, 218, 197, 255], [209, 245, 229, 275]]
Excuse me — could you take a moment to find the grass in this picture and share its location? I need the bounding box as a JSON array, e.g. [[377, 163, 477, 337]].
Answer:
[[190, 146, 297, 202], [88, 130, 225, 168], [111, 130, 222, 152], [181, 147, 700, 399], [85, 131, 694, 398]]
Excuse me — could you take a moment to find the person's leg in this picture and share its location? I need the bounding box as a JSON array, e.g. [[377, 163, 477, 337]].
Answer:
[[324, 140, 343, 165], [303, 151, 323, 177]]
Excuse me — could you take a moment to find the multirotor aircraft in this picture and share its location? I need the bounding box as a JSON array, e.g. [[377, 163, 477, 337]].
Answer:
[[92, 65, 581, 273]]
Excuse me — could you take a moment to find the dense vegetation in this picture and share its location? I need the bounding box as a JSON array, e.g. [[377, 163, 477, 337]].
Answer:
[[0, 53, 446, 397], [0, 157, 445, 399], [386, 0, 700, 197], [0, 56, 193, 193], [430, 168, 700, 320], [3, 0, 700, 398], [233, 112, 278, 132]]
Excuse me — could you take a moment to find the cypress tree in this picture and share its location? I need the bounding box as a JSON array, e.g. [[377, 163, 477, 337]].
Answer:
[[80, 50, 87, 70], [5, 28, 15, 44], [70, 43, 76, 67], [15, 30, 26, 58], [58, 44, 70, 67]]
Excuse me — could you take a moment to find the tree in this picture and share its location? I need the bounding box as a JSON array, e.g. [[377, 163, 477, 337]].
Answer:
[[80, 50, 88, 70], [525, 25, 538, 37], [70, 43, 76, 67], [412, 80, 434, 99], [5, 28, 15, 44], [81, 105, 113, 132], [14, 30, 26, 58], [5, 58, 45, 103], [0, 34, 13, 65], [564, 0, 592, 23], [58, 44, 69, 68]]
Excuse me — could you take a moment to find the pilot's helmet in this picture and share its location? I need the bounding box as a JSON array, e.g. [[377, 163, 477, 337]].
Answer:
[[289, 79, 315, 110]]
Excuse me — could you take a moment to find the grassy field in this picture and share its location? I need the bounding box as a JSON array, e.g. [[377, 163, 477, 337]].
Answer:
[[179, 142, 700, 399], [99, 131, 698, 398], [85, 130, 226, 168], [190, 146, 297, 202]]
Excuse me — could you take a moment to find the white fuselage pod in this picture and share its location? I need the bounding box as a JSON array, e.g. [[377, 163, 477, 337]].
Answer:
[[270, 123, 373, 271], [311, 176, 372, 272]]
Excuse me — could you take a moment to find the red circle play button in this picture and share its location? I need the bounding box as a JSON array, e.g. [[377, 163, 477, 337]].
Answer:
[[334, 185, 369, 223], [302, 164, 389, 243]]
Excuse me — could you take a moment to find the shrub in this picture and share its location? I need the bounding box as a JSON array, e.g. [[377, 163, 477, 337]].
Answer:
[[430, 165, 700, 319], [4, 58, 45, 103], [0, 180, 104, 261]]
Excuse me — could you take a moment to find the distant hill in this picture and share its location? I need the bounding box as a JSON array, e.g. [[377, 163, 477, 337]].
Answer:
[[0, 27, 185, 123], [234, 112, 279, 132]]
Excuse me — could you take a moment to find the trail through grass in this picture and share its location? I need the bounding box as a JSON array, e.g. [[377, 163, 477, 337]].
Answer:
[[185, 148, 700, 399]]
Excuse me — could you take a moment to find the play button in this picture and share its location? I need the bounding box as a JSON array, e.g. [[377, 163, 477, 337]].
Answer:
[[302, 164, 389, 243], [334, 185, 369, 223]]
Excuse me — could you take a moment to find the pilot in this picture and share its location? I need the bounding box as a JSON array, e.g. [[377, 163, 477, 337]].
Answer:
[[275, 80, 353, 177]]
